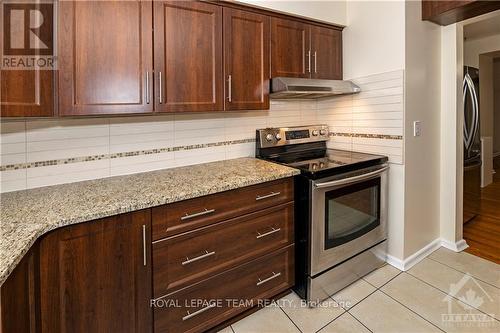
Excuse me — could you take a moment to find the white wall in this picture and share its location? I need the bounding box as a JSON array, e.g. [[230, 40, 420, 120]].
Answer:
[[236, 0, 347, 25], [440, 24, 464, 245], [343, 0, 406, 260], [464, 33, 500, 68], [343, 0, 405, 80], [403, 0, 441, 258]]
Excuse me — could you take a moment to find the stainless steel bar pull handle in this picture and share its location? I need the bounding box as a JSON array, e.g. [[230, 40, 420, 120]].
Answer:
[[314, 165, 389, 189], [256, 272, 281, 286], [158, 71, 163, 104], [256, 227, 281, 239], [182, 302, 217, 321], [307, 50, 311, 73], [227, 75, 232, 102], [256, 191, 281, 201], [180, 208, 216, 221], [142, 225, 147, 266], [145, 72, 150, 104], [314, 51, 317, 73], [182, 250, 216, 266]]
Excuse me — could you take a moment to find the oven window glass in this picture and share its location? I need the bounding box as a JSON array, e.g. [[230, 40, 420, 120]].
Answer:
[[324, 177, 381, 249]]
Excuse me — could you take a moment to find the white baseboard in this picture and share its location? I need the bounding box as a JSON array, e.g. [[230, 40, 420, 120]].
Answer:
[[386, 238, 468, 271], [386, 238, 442, 271], [440, 238, 469, 252]]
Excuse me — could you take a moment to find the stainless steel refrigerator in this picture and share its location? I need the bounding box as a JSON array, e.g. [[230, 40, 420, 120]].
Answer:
[[463, 66, 481, 223]]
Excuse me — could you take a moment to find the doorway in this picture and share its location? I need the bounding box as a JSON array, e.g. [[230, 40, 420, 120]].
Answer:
[[462, 18, 500, 263]]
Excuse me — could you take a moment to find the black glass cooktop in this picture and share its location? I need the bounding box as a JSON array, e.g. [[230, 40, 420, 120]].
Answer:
[[267, 148, 388, 177]]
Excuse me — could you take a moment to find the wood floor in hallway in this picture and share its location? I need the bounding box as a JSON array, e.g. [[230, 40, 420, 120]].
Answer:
[[464, 157, 500, 264]]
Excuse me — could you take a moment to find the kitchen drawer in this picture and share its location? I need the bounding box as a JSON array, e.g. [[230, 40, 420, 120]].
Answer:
[[153, 245, 294, 333], [152, 178, 293, 240], [153, 202, 294, 297]]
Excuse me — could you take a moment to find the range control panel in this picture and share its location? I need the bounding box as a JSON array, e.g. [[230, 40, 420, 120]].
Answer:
[[256, 125, 329, 148]]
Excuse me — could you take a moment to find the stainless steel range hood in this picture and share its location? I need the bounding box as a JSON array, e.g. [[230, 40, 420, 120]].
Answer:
[[270, 77, 361, 100]]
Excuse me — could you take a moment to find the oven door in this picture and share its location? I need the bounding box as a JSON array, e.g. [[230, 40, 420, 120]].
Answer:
[[310, 164, 388, 276]]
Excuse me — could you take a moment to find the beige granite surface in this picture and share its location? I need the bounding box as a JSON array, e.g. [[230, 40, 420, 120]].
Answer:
[[0, 158, 299, 286]]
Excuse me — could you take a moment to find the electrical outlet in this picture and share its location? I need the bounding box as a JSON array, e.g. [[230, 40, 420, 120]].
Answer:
[[413, 121, 421, 137]]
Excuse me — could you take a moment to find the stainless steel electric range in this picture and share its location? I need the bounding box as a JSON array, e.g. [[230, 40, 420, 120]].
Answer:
[[256, 125, 389, 304]]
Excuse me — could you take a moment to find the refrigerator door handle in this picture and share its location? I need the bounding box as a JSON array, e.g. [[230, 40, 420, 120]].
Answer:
[[463, 73, 478, 152]]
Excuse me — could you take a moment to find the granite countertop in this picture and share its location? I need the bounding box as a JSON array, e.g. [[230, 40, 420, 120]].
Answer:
[[0, 157, 299, 286]]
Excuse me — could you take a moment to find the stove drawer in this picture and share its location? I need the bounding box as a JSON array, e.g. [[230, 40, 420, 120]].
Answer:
[[153, 202, 294, 297], [153, 245, 294, 333], [152, 178, 293, 240]]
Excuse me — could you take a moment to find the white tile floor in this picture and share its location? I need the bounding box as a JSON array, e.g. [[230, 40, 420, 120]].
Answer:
[[220, 248, 500, 333]]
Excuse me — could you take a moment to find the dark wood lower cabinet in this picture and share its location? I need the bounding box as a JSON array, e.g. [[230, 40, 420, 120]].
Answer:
[[0, 179, 295, 333], [153, 245, 295, 333], [153, 202, 294, 296], [0, 246, 39, 333], [38, 210, 152, 333]]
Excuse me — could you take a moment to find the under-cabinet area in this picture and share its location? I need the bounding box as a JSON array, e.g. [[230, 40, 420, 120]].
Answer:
[[0, 158, 298, 333]]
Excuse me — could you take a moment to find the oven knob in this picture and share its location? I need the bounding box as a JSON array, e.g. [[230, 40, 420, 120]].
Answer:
[[312, 130, 319, 136], [265, 134, 274, 142], [320, 129, 327, 136], [275, 133, 282, 141]]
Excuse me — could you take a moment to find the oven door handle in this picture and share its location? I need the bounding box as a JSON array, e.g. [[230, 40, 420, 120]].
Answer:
[[313, 165, 389, 189]]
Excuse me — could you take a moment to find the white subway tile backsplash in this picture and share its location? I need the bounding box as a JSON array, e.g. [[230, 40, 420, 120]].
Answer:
[[0, 153, 26, 165], [27, 168, 109, 189], [1, 142, 26, 155], [174, 146, 226, 168], [225, 142, 255, 159], [27, 136, 108, 152], [27, 146, 110, 162], [27, 160, 109, 178], [0, 179, 26, 192], [0, 70, 405, 192], [110, 152, 175, 177], [0, 169, 26, 181]]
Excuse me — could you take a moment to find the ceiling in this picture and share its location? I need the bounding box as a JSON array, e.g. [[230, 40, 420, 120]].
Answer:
[[464, 14, 500, 40]]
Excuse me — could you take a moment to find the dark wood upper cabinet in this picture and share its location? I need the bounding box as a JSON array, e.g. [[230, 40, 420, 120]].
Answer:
[[58, 0, 153, 116], [1, 70, 54, 117], [311, 26, 342, 80], [38, 210, 152, 333], [271, 17, 310, 78], [223, 8, 270, 111], [1, 1, 54, 117], [271, 17, 342, 80], [155, 1, 223, 112], [422, 0, 500, 25]]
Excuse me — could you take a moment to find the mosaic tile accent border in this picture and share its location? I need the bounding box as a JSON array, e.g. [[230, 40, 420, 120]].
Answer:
[[329, 132, 403, 140], [0, 138, 256, 172], [0, 133, 403, 172]]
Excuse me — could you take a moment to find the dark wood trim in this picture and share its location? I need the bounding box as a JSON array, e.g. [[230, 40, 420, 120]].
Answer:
[[422, 0, 500, 26]]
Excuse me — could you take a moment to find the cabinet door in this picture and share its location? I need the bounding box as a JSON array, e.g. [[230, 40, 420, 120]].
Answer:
[[1, 70, 54, 117], [224, 8, 270, 111], [271, 17, 310, 78], [155, 1, 223, 112], [1, 245, 38, 333], [39, 210, 152, 333], [58, 1, 153, 116], [311, 26, 342, 80]]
